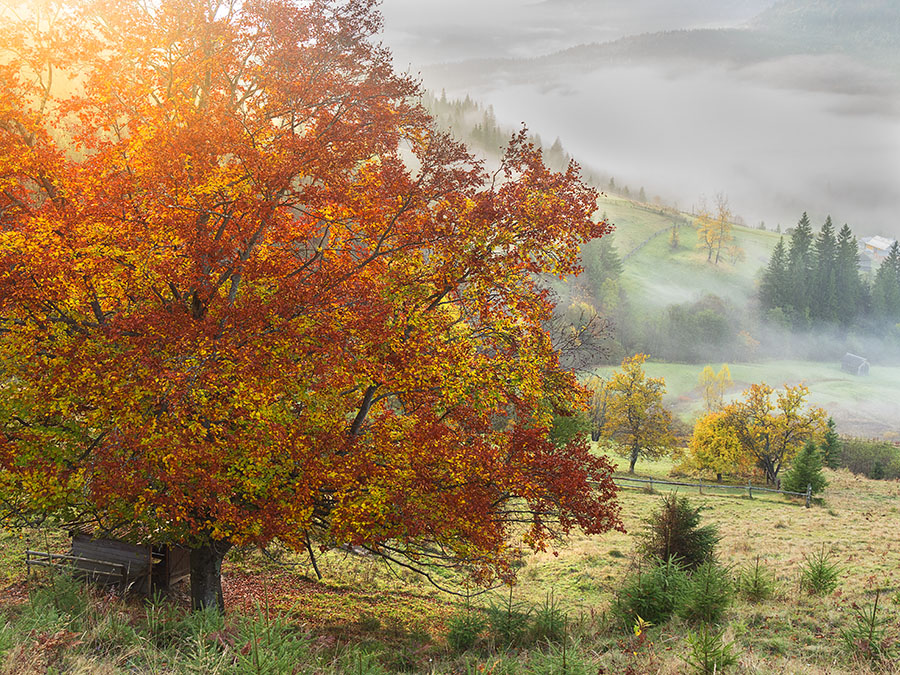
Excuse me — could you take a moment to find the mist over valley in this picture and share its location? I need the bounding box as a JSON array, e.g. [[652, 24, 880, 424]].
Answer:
[[380, 0, 900, 440]]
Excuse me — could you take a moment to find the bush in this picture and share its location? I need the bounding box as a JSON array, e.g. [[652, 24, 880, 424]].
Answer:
[[682, 623, 738, 674], [799, 545, 842, 595], [839, 438, 900, 479], [612, 557, 688, 629], [446, 609, 486, 653], [677, 561, 733, 624], [485, 587, 532, 648], [639, 493, 719, 570], [842, 589, 896, 664], [781, 440, 827, 495], [737, 556, 775, 603]]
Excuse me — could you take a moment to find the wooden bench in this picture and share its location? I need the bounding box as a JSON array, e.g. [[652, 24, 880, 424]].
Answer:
[[25, 550, 134, 590]]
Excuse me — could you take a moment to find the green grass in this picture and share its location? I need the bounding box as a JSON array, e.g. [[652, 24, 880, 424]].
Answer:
[[589, 358, 900, 438], [2, 465, 899, 673], [619, 219, 780, 314]]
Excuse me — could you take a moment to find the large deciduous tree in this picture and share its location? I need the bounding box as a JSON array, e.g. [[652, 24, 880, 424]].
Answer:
[[684, 410, 751, 482], [0, 0, 622, 612], [598, 354, 673, 473], [717, 384, 825, 485]]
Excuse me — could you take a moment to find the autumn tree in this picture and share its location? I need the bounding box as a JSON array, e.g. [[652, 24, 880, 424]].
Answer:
[[600, 354, 674, 473], [717, 384, 826, 485], [698, 364, 732, 413], [684, 411, 752, 482], [0, 0, 622, 612], [695, 195, 739, 265]]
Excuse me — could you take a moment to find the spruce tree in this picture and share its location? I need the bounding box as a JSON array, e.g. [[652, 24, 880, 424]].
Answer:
[[820, 417, 841, 469], [782, 440, 827, 496], [834, 224, 863, 327], [786, 212, 815, 327], [759, 237, 789, 312], [871, 241, 900, 325], [811, 216, 837, 322]]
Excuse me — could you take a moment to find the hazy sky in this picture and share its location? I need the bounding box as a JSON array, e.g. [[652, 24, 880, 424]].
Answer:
[[379, 0, 771, 65], [377, 1, 900, 237]]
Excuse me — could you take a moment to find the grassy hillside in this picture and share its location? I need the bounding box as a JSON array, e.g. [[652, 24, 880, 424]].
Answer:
[[618, 216, 779, 313], [2, 463, 898, 673], [584, 193, 782, 310]]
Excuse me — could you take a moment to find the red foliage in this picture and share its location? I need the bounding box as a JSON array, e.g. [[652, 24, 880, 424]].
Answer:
[[0, 0, 621, 599]]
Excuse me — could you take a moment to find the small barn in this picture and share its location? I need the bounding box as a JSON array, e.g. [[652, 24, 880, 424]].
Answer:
[[841, 353, 870, 376], [27, 528, 191, 594]]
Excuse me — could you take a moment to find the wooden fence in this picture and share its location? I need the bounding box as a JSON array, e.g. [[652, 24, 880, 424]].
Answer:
[[609, 476, 814, 507]]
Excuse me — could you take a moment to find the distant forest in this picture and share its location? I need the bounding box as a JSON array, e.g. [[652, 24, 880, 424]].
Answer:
[[759, 213, 900, 335]]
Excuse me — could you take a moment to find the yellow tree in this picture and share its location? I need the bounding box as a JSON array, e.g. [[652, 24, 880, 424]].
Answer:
[[685, 411, 752, 481], [719, 384, 826, 484], [695, 195, 741, 265], [695, 205, 717, 262], [601, 354, 674, 473], [698, 364, 732, 412]]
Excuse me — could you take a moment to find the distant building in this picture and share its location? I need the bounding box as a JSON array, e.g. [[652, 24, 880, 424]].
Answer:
[[860, 235, 897, 263], [841, 353, 870, 376]]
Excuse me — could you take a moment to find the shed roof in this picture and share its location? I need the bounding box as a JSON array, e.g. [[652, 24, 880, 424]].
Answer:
[[842, 353, 868, 367]]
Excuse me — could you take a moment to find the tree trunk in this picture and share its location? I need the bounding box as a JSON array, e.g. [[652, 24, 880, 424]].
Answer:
[[190, 540, 233, 613], [629, 446, 639, 473]]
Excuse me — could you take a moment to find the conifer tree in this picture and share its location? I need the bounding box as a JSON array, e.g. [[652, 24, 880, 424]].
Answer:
[[834, 224, 864, 326], [872, 242, 900, 325], [759, 238, 789, 312], [811, 216, 837, 322], [820, 417, 841, 469], [782, 440, 827, 496], [786, 213, 815, 326]]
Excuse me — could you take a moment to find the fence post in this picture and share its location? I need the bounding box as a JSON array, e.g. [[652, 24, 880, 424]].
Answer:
[[747, 480, 752, 499], [699, 477, 702, 495], [805, 484, 811, 508]]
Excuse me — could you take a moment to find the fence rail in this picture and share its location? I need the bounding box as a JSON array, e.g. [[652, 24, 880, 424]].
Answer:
[[607, 476, 814, 507]]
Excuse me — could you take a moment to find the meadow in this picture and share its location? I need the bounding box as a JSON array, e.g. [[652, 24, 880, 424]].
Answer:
[[590, 358, 900, 440], [1, 457, 898, 674]]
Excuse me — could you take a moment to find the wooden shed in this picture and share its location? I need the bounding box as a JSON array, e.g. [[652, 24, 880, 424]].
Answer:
[[27, 528, 191, 594], [841, 353, 870, 376]]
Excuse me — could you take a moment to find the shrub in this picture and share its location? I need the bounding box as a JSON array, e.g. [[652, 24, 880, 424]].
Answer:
[[446, 609, 486, 653], [839, 438, 900, 479], [781, 440, 827, 495], [485, 587, 532, 648], [799, 545, 842, 595], [677, 561, 733, 624], [682, 624, 738, 674], [842, 589, 896, 664], [737, 556, 775, 603], [530, 591, 567, 644], [612, 557, 688, 629], [639, 493, 719, 570]]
